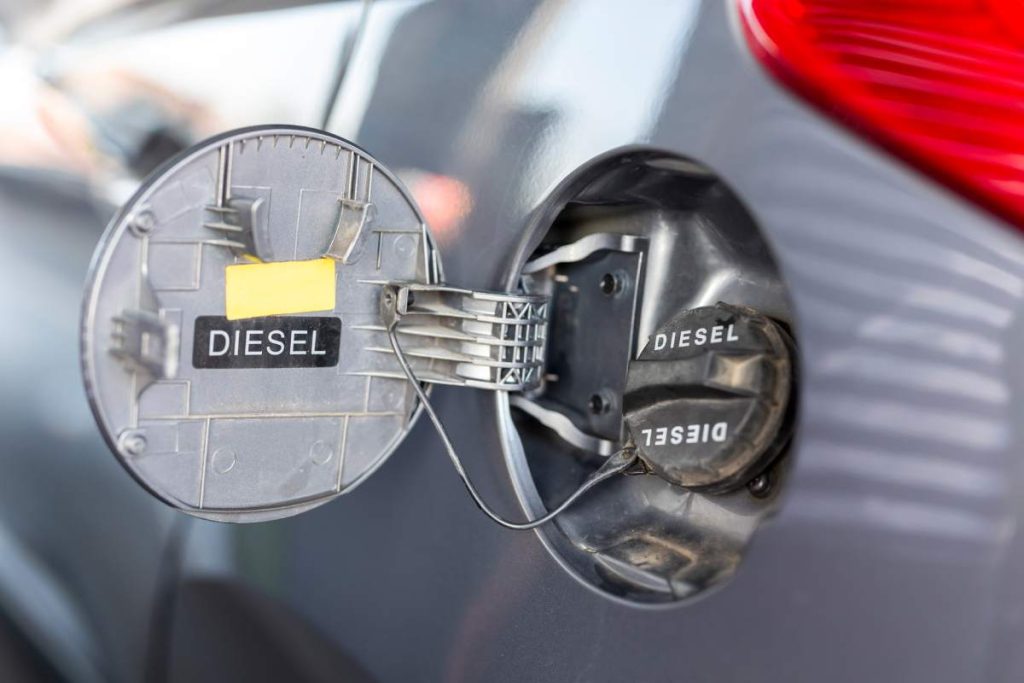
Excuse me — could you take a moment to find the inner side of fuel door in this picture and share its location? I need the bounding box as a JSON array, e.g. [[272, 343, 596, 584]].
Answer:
[[500, 150, 797, 604]]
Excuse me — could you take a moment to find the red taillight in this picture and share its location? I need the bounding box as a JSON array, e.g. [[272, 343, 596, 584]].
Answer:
[[740, 0, 1024, 229]]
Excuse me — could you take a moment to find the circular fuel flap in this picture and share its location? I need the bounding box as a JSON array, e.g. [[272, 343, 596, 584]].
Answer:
[[81, 125, 438, 522], [622, 303, 794, 492]]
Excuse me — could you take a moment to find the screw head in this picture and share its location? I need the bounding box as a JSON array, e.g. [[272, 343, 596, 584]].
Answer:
[[747, 472, 772, 498], [588, 391, 613, 415], [118, 430, 147, 456], [130, 210, 156, 236], [599, 273, 618, 295], [599, 270, 629, 297]]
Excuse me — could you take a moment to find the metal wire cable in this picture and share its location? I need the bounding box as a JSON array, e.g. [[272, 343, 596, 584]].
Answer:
[[387, 322, 636, 530]]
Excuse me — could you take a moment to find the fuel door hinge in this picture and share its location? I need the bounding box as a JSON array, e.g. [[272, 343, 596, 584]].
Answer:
[[373, 283, 550, 392]]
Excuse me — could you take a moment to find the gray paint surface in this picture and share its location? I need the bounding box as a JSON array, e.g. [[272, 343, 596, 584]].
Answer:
[[1, 0, 1023, 681], [273, 1, 1024, 681]]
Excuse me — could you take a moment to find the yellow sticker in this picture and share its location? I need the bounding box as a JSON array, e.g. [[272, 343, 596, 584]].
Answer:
[[225, 258, 336, 320]]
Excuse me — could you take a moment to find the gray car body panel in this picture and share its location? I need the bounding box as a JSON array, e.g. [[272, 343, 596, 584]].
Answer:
[[2, 0, 1023, 681], [290, 2, 1024, 681]]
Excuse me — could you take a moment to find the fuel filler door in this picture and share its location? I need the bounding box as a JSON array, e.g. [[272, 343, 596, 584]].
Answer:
[[82, 126, 797, 600]]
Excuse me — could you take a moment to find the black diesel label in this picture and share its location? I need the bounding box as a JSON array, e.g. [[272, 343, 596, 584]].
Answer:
[[192, 316, 341, 369]]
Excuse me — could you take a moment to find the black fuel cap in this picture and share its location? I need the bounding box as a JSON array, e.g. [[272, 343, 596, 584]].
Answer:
[[623, 302, 795, 492]]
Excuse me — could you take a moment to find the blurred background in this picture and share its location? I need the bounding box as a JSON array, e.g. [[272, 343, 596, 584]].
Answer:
[[0, 2, 371, 680], [4, 1, 1024, 682]]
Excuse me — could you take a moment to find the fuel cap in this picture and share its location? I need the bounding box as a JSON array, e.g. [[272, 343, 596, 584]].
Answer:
[[622, 302, 795, 492], [81, 125, 439, 522]]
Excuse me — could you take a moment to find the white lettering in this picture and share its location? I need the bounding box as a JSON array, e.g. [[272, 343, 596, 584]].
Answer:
[[686, 425, 699, 444], [671, 426, 684, 445], [310, 330, 326, 356], [209, 330, 231, 356], [267, 330, 285, 356], [653, 325, 742, 350], [639, 422, 731, 447], [199, 321, 335, 364], [244, 330, 263, 356], [712, 422, 728, 442], [290, 330, 308, 355]]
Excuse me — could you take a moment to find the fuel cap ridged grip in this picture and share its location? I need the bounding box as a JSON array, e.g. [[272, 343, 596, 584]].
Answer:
[[623, 303, 794, 492]]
